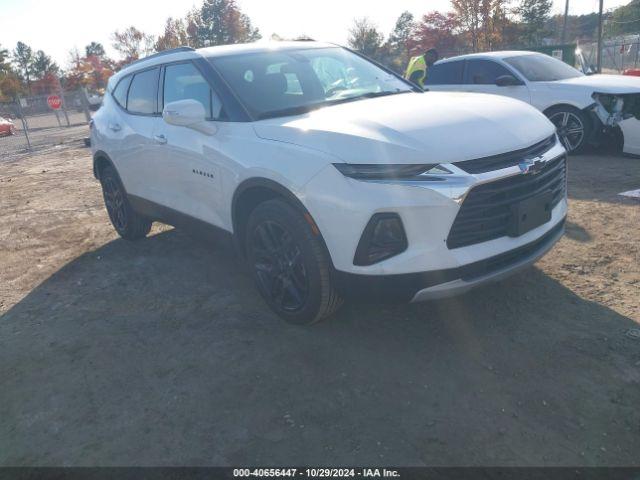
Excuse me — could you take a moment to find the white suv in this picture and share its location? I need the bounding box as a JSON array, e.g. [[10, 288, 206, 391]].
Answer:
[[91, 42, 567, 324]]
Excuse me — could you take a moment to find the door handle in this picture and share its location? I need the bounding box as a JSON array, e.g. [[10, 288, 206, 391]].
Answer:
[[108, 123, 121, 132], [154, 134, 167, 145]]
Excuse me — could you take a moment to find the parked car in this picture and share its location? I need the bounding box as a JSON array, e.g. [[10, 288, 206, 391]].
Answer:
[[87, 92, 103, 111], [0, 116, 16, 136], [425, 51, 640, 154], [91, 42, 567, 324]]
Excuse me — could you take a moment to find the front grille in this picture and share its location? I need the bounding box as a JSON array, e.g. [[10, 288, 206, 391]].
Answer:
[[447, 155, 566, 249], [454, 135, 557, 174]]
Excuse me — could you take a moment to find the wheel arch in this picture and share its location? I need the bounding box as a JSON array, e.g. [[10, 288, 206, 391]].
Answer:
[[231, 177, 330, 262], [92, 150, 116, 180], [542, 102, 590, 117]]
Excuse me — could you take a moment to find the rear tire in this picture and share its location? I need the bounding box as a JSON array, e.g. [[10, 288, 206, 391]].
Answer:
[[545, 105, 591, 154], [99, 164, 151, 240], [245, 199, 342, 325]]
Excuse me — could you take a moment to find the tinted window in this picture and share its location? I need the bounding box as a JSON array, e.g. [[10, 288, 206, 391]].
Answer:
[[112, 75, 132, 108], [505, 54, 583, 81], [424, 61, 464, 85], [209, 47, 412, 119], [163, 62, 222, 119], [127, 68, 159, 114], [465, 60, 513, 85]]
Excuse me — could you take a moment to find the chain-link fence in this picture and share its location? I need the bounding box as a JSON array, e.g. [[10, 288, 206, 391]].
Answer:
[[0, 88, 94, 160], [578, 35, 640, 74]]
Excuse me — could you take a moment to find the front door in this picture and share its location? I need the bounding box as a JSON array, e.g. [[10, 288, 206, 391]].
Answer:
[[152, 61, 226, 227], [463, 59, 530, 104]]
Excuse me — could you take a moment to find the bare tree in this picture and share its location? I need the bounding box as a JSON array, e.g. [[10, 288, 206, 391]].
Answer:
[[348, 17, 384, 59], [112, 26, 155, 62]]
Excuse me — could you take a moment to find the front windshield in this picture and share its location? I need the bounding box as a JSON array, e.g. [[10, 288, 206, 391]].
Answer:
[[504, 54, 583, 82], [208, 47, 413, 119]]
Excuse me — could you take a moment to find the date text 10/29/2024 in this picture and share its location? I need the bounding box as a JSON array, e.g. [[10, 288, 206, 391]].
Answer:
[[233, 468, 401, 478]]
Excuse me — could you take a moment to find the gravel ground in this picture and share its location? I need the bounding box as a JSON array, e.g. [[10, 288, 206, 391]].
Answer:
[[0, 145, 638, 466]]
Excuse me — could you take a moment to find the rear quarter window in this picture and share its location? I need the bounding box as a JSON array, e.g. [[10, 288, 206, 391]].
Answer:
[[112, 75, 132, 108], [425, 61, 465, 85], [127, 68, 160, 115]]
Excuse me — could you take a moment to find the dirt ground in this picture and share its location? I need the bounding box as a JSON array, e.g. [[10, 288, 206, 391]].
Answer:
[[0, 143, 639, 466]]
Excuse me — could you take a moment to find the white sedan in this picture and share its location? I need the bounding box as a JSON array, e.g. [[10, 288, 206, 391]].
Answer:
[[426, 50, 640, 154]]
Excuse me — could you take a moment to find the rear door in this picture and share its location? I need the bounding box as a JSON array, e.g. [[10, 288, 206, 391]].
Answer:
[[109, 67, 163, 202], [423, 60, 466, 92], [463, 59, 530, 104]]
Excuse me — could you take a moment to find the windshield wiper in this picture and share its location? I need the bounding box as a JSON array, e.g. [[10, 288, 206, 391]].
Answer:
[[257, 104, 324, 120]]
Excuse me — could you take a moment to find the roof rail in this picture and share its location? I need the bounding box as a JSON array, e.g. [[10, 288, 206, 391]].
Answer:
[[124, 46, 196, 68]]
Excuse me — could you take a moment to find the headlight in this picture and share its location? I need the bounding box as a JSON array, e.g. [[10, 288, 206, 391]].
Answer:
[[333, 163, 452, 180]]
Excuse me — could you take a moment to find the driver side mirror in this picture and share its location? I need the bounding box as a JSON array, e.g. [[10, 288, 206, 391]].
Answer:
[[495, 75, 523, 87], [163, 99, 217, 135]]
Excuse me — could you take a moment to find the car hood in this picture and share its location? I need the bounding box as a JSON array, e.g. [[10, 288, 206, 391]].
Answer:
[[253, 92, 555, 165], [548, 74, 640, 94]]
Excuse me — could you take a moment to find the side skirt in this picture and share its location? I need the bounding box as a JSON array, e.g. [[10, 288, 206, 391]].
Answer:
[[127, 194, 235, 249]]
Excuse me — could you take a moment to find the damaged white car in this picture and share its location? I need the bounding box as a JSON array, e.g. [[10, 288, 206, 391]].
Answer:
[[426, 51, 640, 154]]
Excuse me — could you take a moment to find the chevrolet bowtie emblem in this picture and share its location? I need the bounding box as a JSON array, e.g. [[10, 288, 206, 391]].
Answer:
[[519, 158, 545, 175]]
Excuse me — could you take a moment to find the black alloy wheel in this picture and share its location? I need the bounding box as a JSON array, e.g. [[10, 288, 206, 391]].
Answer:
[[99, 164, 151, 240], [245, 199, 342, 325], [251, 220, 309, 313]]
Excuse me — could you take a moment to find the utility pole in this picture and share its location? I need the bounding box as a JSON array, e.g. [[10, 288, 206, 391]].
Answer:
[[597, 0, 604, 73], [561, 0, 570, 45]]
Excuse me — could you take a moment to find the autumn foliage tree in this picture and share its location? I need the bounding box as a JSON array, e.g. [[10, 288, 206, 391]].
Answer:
[[65, 44, 113, 93], [156, 17, 190, 51], [197, 0, 261, 46], [451, 0, 512, 52], [408, 12, 460, 57]]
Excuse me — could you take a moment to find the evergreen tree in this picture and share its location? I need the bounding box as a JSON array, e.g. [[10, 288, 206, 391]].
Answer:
[[516, 0, 553, 46], [12, 41, 34, 91], [31, 50, 59, 79]]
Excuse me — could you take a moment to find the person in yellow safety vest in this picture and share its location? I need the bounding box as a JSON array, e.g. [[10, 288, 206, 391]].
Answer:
[[405, 49, 440, 87]]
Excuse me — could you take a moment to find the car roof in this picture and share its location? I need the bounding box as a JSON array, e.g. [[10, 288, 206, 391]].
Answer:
[[199, 40, 337, 58], [436, 50, 540, 65], [111, 41, 338, 87]]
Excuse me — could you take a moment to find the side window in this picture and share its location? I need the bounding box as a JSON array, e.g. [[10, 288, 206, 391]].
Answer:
[[163, 62, 221, 119], [112, 75, 132, 108], [127, 68, 160, 115], [424, 61, 465, 85], [465, 60, 513, 85]]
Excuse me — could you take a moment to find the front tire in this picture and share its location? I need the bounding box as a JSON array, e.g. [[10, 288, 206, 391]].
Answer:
[[99, 164, 151, 240], [546, 105, 591, 154], [245, 199, 342, 325]]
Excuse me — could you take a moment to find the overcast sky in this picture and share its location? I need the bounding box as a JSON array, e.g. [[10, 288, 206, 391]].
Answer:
[[0, 0, 632, 66]]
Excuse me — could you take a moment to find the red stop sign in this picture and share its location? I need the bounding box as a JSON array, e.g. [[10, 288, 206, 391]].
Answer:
[[47, 95, 62, 110]]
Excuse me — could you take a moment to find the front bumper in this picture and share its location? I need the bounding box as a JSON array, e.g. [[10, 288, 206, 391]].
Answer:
[[302, 136, 567, 276], [333, 218, 564, 303]]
